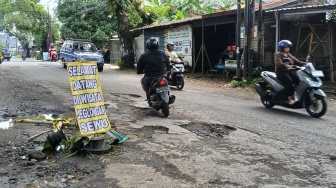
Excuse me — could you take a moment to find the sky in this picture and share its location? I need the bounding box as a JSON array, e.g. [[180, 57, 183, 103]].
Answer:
[[39, 0, 58, 16]]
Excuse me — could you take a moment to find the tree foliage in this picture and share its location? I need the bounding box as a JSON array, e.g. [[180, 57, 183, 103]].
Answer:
[[0, 0, 59, 50], [106, 0, 158, 67], [146, 0, 236, 20], [104, 0, 237, 67], [57, 0, 117, 48]]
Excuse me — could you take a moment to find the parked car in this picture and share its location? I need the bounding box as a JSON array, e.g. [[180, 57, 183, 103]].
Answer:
[[1, 48, 11, 61], [59, 39, 104, 72]]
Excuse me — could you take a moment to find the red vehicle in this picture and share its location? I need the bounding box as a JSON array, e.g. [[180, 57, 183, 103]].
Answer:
[[49, 43, 58, 62], [49, 49, 58, 62]]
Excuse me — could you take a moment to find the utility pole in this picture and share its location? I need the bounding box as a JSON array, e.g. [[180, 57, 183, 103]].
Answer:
[[257, 0, 263, 67], [243, 0, 250, 78], [47, 5, 53, 50], [235, 0, 242, 80], [249, 0, 255, 78]]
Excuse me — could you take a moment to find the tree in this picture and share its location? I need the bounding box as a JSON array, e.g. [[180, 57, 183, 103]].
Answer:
[[147, 0, 236, 18], [57, 0, 117, 49], [0, 0, 59, 51], [107, 0, 159, 67]]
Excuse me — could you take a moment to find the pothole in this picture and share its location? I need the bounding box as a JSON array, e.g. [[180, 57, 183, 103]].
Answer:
[[180, 122, 236, 138], [109, 93, 142, 98], [136, 126, 169, 138], [329, 156, 336, 164]]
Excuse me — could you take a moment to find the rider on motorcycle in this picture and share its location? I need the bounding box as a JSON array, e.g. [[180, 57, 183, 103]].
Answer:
[[165, 42, 181, 79], [137, 37, 169, 102], [274, 40, 306, 105], [22, 50, 27, 59], [49, 43, 56, 59]]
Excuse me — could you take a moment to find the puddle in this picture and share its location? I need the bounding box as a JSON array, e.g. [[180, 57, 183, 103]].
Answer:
[[0, 113, 77, 129], [16, 113, 76, 122], [42, 114, 55, 121], [0, 118, 14, 129]]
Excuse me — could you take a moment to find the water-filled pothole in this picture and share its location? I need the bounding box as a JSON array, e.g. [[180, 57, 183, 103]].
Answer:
[[180, 122, 236, 138], [0, 118, 14, 129]]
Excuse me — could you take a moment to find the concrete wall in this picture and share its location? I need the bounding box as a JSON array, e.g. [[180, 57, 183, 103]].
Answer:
[[110, 39, 121, 63], [134, 36, 144, 63]]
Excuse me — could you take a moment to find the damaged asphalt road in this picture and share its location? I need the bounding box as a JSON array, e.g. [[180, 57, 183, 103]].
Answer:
[[0, 59, 336, 187]]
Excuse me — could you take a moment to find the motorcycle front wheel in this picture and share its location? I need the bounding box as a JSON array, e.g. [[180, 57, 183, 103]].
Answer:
[[161, 101, 169, 117], [305, 95, 327, 118]]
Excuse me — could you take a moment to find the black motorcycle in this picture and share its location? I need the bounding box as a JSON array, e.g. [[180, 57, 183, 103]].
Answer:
[[167, 58, 185, 90], [148, 76, 175, 117], [254, 62, 327, 118]]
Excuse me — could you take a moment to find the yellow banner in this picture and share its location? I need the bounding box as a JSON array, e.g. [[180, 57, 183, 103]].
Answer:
[[68, 62, 111, 136]]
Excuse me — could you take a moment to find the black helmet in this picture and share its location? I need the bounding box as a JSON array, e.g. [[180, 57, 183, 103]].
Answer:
[[166, 42, 174, 49], [278, 40, 292, 51], [146, 37, 159, 50]]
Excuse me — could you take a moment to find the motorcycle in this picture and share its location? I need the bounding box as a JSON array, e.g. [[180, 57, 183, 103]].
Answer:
[[50, 49, 58, 62], [167, 57, 185, 90], [254, 62, 327, 118], [148, 76, 175, 117], [22, 52, 26, 61]]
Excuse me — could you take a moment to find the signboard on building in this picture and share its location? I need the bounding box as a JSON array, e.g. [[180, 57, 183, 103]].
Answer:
[[164, 25, 192, 56], [240, 26, 258, 38], [68, 62, 111, 136]]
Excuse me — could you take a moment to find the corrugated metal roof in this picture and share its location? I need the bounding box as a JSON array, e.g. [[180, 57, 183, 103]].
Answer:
[[265, 4, 336, 13], [261, 0, 298, 10]]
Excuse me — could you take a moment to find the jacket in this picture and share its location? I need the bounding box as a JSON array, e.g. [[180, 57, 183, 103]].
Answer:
[[137, 49, 169, 76], [166, 50, 179, 63], [274, 52, 305, 75]]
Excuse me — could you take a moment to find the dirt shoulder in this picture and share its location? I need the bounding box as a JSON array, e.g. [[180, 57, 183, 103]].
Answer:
[[0, 66, 111, 188]]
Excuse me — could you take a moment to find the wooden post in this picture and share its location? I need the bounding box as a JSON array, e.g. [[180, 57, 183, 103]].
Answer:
[[295, 26, 301, 56], [309, 25, 335, 61], [202, 18, 204, 76], [330, 25, 334, 82]]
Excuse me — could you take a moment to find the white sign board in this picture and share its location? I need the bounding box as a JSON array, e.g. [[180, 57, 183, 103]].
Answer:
[[164, 25, 192, 56], [240, 26, 258, 38]]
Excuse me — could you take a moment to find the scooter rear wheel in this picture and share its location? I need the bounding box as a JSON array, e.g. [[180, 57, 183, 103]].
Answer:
[[261, 97, 274, 108], [161, 101, 169, 117]]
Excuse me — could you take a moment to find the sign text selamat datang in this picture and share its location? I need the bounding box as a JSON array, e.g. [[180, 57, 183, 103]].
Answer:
[[67, 62, 111, 136]]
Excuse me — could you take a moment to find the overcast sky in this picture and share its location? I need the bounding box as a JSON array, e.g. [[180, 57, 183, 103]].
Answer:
[[39, 0, 57, 16]]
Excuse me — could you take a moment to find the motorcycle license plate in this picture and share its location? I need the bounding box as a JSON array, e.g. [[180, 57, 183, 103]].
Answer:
[[156, 86, 170, 93]]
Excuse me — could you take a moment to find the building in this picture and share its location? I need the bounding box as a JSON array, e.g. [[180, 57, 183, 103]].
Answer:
[[132, 0, 336, 81]]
